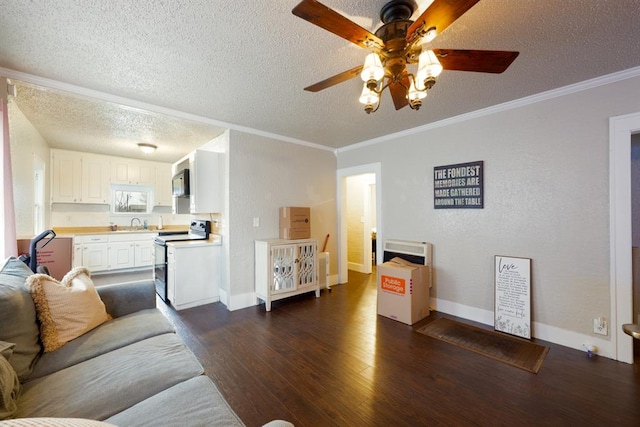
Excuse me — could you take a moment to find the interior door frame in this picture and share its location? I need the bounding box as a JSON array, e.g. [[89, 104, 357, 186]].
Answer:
[[610, 111, 640, 364], [337, 163, 382, 284]]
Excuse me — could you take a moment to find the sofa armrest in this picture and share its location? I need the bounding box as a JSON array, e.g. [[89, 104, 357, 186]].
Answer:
[[97, 280, 156, 318]]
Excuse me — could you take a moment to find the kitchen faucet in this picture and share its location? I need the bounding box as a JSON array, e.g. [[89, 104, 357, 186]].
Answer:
[[130, 217, 142, 231]]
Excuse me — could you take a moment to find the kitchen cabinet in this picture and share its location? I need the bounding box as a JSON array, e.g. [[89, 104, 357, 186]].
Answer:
[[111, 159, 155, 186], [73, 244, 83, 268], [167, 240, 220, 310], [74, 232, 156, 273], [189, 150, 221, 214], [52, 149, 174, 206], [255, 238, 319, 311], [134, 238, 154, 267], [77, 235, 109, 273], [81, 154, 110, 203], [108, 233, 156, 269], [108, 241, 135, 270], [51, 150, 109, 204], [51, 150, 82, 203], [154, 163, 173, 207]]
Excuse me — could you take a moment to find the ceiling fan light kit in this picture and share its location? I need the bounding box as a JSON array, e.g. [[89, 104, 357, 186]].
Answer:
[[292, 0, 519, 114]]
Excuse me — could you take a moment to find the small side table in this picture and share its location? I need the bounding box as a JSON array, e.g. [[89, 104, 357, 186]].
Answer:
[[622, 324, 640, 340]]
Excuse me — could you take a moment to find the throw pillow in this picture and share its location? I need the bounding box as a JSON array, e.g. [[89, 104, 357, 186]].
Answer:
[[0, 341, 20, 420], [0, 257, 42, 381], [26, 267, 112, 353]]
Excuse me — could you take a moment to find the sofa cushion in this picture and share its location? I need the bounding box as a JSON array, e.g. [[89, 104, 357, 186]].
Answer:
[[28, 308, 175, 381], [106, 376, 245, 427], [15, 333, 204, 420], [0, 342, 20, 420], [0, 257, 41, 380], [26, 267, 112, 353]]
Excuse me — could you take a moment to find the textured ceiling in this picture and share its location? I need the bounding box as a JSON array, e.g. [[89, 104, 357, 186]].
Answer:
[[2, 0, 640, 162]]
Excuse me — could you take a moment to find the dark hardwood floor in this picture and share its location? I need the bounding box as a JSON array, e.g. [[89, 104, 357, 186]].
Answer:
[[158, 271, 640, 427]]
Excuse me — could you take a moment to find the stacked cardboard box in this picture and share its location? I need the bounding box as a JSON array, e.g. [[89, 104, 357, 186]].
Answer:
[[279, 207, 310, 239]]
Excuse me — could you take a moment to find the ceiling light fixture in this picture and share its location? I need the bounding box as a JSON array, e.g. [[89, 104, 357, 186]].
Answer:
[[138, 143, 157, 154], [358, 48, 442, 114]]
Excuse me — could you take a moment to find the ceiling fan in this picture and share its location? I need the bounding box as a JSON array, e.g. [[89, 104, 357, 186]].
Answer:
[[292, 0, 519, 113]]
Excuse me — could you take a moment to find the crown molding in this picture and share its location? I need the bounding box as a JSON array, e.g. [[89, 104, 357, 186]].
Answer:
[[0, 67, 334, 153], [337, 65, 640, 154]]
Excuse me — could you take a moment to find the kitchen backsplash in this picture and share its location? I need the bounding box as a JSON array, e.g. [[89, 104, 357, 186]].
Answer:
[[50, 204, 188, 229]]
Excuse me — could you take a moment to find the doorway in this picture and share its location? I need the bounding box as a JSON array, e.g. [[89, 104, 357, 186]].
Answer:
[[345, 173, 376, 274], [337, 163, 382, 284], [610, 112, 640, 364]]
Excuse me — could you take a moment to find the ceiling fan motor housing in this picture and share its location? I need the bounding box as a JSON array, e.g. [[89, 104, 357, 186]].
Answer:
[[376, 1, 422, 80], [380, 0, 417, 23], [376, 20, 414, 80]]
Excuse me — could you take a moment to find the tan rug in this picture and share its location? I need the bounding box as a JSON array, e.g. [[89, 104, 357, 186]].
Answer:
[[416, 317, 549, 374]]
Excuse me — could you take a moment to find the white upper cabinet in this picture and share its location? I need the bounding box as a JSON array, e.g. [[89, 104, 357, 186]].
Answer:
[[51, 150, 82, 203], [189, 150, 221, 214], [51, 149, 172, 206], [154, 163, 173, 207], [81, 154, 110, 204], [51, 150, 109, 204], [111, 159, 155, 186]]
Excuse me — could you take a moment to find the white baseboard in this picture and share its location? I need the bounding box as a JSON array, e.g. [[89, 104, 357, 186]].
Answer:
[[173, 296, 219, 311], [227, 291, 259, 311], [431, 297, 615, 359], [348, 262, 368, 273], [329, 274, 340, 287]]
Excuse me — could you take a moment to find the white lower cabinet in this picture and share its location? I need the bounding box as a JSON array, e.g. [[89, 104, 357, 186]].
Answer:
[[74, 232, 156, 273], [255, 238, 320, 311], [167, 241, 220, 310], [73, 244, 83, 268], [108, 241, 135, 270], [78, 235, 110, 273], [134, 240, 154, 267]]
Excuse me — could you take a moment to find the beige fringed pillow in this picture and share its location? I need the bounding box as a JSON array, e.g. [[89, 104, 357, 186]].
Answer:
[[26, 267, 112, 353]]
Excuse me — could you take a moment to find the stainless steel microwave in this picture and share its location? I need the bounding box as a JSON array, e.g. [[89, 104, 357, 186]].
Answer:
[[172, 169, 190, 198]]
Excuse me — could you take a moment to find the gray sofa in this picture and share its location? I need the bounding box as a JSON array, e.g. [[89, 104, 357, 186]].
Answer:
[[0, 256, 259, 426]]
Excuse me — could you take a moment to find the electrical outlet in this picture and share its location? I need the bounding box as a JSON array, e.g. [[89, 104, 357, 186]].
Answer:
[[253, 217, 260, 227], [593, 317, 608, 336]]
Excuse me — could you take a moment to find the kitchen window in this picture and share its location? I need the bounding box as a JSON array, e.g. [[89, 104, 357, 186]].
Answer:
[[111, 185, 153, 214]]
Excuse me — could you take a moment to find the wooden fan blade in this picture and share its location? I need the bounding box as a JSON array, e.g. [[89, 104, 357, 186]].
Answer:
[[433, 49, 519, 73], [406, 0, 480, 43], [389, 78, 410, 110], [304, 65, 363, 92], [293, 0, 384, 50]]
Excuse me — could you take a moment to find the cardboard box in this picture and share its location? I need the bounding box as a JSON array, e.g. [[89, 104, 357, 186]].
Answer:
[[279, 207, 310, 239], [377, 257, 430, 325]]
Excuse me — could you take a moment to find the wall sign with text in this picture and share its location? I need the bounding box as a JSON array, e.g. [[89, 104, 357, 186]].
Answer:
[[433, 161, 483, 209], [494, 256, 531, 339]]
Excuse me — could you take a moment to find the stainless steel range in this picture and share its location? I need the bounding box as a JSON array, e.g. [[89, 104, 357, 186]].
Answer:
[[153, 219, 210, 302]]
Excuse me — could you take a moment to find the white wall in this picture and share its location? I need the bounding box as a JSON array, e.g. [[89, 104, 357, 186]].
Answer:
[[8, 102, 50, 237], [631, 134, 640, 247], [337, 74, 640, 353], [226, 130, 336, 310]]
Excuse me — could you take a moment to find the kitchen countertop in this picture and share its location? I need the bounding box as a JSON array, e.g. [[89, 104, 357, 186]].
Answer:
[[167, 234, 222, 247], [52, 226, 189, 236]]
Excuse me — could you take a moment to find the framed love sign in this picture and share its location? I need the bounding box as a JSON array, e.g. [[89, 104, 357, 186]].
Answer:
[[494, 256, 531, 339]]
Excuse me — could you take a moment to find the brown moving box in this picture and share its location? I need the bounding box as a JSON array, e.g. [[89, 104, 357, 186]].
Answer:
[[17, 237, 73, 281], [377, 257, 430, 325], [279, 207, 310, 240]]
